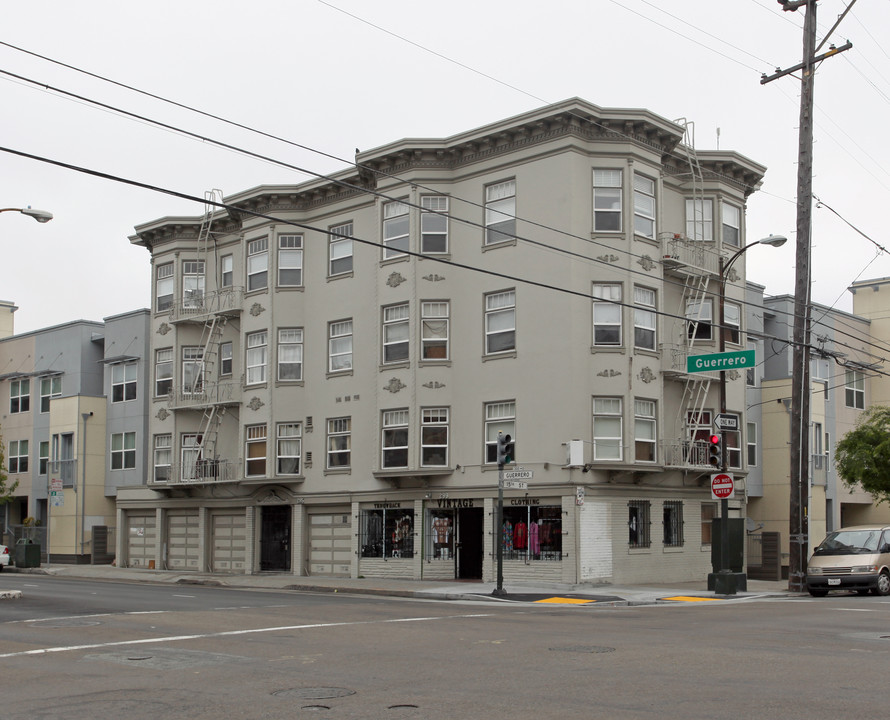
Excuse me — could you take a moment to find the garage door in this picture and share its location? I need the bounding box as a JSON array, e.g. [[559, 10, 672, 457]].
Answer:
[[166, 510, 200, 571], [309, 511, 352, 576], [126, 511, 157, 569], [211, 512, 247, 573]]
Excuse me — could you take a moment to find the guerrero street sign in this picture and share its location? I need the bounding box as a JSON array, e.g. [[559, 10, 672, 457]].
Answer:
[[687, 349, 755, 374], [711, 472, 735, 500], [502, 470, 533, 481]]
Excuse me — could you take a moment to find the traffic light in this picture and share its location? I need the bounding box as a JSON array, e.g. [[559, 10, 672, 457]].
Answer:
[[497, 432, 514, 466], [707, 434, 722, 467]]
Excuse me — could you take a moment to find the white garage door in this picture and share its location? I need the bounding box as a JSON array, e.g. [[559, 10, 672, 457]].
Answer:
[[211, 512, 247, 573], [166, 510, 200, 571], [309, 511, 352, 576], [126, 511, 157, 569]]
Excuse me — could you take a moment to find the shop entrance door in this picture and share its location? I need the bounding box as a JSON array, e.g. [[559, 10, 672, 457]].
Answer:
[[260, 505, 291, 571], [457, 507, 483, 579]]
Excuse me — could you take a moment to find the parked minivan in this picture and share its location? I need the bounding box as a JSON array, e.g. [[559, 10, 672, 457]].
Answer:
[[806, 525, 890, 597]]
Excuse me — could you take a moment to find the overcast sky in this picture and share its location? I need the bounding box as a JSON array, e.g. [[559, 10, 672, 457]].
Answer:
[[1, 0, 887, 335]]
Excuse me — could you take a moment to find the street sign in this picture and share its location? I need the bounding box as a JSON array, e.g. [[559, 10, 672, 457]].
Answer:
[[50, 477, 62, 492], [500, 480, 528, 490], [687, 349, 755, 374], [502, 469, 533, 481], [711, 473, 735, 500], [714, 413, 739, 431]]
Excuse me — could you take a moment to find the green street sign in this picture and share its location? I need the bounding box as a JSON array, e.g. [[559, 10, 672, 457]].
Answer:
[[687, 349, 755, 374]]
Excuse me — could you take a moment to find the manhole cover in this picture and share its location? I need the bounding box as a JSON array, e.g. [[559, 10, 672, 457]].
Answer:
[[550, 645, 615, 654], [273, 688, 356, 700]]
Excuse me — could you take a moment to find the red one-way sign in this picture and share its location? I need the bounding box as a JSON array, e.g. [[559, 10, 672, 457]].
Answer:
[[711, 473, 735, 500]]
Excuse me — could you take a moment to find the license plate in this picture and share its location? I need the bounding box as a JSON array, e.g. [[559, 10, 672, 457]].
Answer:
[[827, 578, 841, 586]]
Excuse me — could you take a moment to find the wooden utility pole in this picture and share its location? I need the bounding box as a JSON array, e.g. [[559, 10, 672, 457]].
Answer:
[[761, 0, 852, 592]]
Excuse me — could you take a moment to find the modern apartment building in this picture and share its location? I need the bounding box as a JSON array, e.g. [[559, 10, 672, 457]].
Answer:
[[0, 309, 150, 562], [117, 98, 768, 584]]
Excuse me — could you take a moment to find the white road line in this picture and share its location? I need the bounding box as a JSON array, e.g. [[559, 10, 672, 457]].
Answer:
[[832, 608, 873, 612], [172, 594, 196, 598], [0, 613, 492, 658]]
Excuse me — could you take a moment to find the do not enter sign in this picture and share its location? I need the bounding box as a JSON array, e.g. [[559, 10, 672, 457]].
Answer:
[[711, 473, 735, 500]]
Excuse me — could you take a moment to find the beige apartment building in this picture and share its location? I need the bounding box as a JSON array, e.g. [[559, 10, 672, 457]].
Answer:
[[116, 98, 767, 584]]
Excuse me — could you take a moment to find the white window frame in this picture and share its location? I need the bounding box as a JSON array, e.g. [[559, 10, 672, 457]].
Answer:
[[421, 301, 449, 360], [112, 362, 137, 403], [421, 408, 449, 468], [245, 424, 267, 477], [8, 439, 28, 474], [382, 409, 410, 469], [220, 341, 233, 377], [747, 422, 757, 467], [277, 328, 303, 381], [485, 401, 515, 465], [278, 234, 303, 287], [633, 286, 656, 351], [724, 302, 741, 345], [39, 375, 61, 413], [39, 440, 49, 476], [485, 290, 516, 354], [633, 173, 656, 239], [182, 260, 205, 308], [726, 429, 742, 469], [181, 433, 202, 481], [10, 378, 29, 414], [593, 169, 623, 232], [686, 298, 713, 341], [156, 262, 174, 312], [383, 303, 410, 364], [111, 431, 136, 471], [722, 203, 741, 248], [276, 423, 302, 476], [383, 200, 410, 259], [182, 346, 204, 395], [686, 198, 714, 242], [327, 417, 351, 469], [421, 195, 448, 254], [634, 399, 657, 463], [845, 370, 865, 409], [246, 331, 268, 385], [593, 397, 623, 461], [329, 319, 353, 373], [484, 180, 516, 245], [155, 348, 173, 397], [247, 236, 269, 292], [593, 283, 622, 347], [329, 222, 354, 276], [746, 342, 757, 386], [154, 434, 172, 483], [220, 254, 233, 288]]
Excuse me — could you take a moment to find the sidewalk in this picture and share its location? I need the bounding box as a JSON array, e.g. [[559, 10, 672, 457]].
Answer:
[[1, 563, 798, 606]]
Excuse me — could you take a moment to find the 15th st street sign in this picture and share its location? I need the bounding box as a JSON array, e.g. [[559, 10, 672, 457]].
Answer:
[[687, 349, 755, 374]]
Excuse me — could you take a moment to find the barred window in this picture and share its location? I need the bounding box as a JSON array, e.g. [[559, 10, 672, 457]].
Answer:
[[628, 500, 650, 548], [663, 500, 684, 547]]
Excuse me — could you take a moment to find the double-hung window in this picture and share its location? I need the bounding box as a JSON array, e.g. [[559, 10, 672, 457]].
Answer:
[[245, 424, 267, 477], [485, 401, 515, 465], [686, 198, 713, 242], [278, 235, 303, 287], [182, 260, 205, 308], [593, 169, 622, 232], [633, 287, 656, 351], [154, 434, 172, 483], [277, 329, 303, 381], [220, 254, 233, 288], [39, 375, 61, 413], [10, 379, 29, 413], [181, 433, 202, 481], [182, 347, 204, 395], [329, 320, 353, 373], [421, 196, 448, 254], [383, 304, 409, 364], [726, 429, 742, 469], [593, 398, 623, 461], [747, 422, 757, 467], [382, 409, 409, 469], [327, 417, 351, 469], [722, 203, 741, 247], [421, 301, 449, 360], [111, 431, 136, 470], [663, 501, 684, 547], [484, 180, 516, 245], [592, 284, 622, 346], [8, 439, 28, 473], [39, 441, 49, 476], [155, 349, 173, 396], [723, 303, 741, 345], [686, 298, 713, 341], [112, 362, 137, 403], [156, 262, 174, 311], [247, 237, 269, 291], [383, 200, 410, 259], [277, 423, 301, 475], [329, 222, 354, 276], [485, 290, 516, 354], [246, 331, 268, 385], [220, 342, 233, 376], [634, 400, 656, 463], [845, 370, 865, 409], [421, 408, 449, 467], [633, 174, 656, 239]]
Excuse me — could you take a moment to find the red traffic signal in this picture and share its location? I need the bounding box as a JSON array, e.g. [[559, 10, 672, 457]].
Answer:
[[708, 434, 722, 466]]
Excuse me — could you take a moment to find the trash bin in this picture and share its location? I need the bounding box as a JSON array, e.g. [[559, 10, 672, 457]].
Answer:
[[15, 538, 41, 568]]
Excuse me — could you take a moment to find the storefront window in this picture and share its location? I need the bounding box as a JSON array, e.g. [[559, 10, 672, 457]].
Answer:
[[361, 508, 414, 559], [427, 511, 455, 560], [499, 504, 562, 561]]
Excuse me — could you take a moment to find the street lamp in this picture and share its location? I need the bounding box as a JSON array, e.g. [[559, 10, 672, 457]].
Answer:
[[713, 234, 787, 594], [0, 206, 54, 223]]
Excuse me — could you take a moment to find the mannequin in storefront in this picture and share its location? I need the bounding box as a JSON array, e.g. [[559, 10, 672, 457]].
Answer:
[[432, 515, 451, 559]]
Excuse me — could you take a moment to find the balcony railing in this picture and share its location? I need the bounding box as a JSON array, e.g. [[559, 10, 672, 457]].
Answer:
[[811, 453, 828, 487], [168, 380, 241, 409], [50, 458, 77, 487], [662, 440, 716, 469], [660, 233, 720, 277], [169, 287, 244, 322], [660, 343, 721, 381], [153, 459, 240, 486]]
